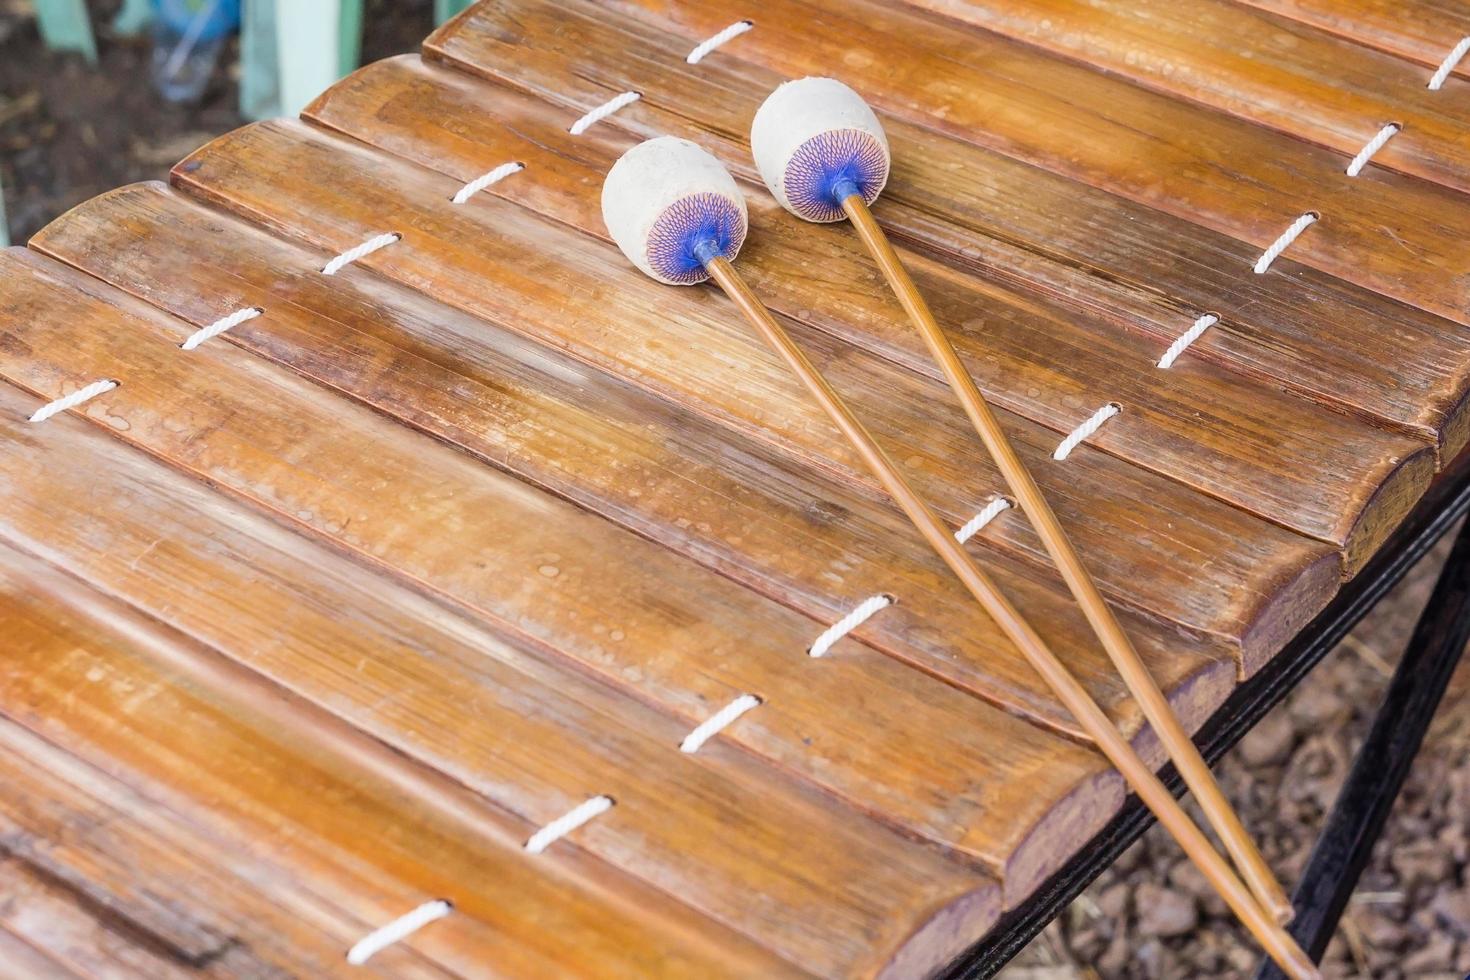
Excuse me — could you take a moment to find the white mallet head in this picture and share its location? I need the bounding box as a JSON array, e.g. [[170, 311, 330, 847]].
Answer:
[[750, 76, 890, 223], [602, 136, 748, 286]]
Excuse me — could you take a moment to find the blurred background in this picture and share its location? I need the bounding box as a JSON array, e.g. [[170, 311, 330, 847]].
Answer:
[[0, 0, 450, 244]]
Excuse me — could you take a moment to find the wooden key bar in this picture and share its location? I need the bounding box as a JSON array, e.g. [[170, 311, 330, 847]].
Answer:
[[424, 2, 1470, 471], [903, 0, 1470, 196], [3, 0, 1466, 969], [1241, 0, 1470, 83], [27, 193, 1242, 734], [607, 0, 1470, 327], [0, 255, 1099, 915], [153, 120, 1349, 661], [0, 544, 804, 977], [303, 54, 1435, 571]]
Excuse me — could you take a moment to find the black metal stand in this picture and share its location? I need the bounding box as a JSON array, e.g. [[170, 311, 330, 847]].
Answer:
[[940, 456, 1470, 980], [1254, 516, 1470, 978]]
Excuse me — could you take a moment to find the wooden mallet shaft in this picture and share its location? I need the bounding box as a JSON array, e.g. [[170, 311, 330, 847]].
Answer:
[[840, 192, 1295, 926], [703, 255, 1318, 980]]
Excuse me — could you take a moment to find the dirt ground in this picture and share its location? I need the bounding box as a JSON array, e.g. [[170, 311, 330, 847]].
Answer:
[[4, 3, 1470, 979], [0, 0, 431, 242], [1004, 531, 1470, 980]]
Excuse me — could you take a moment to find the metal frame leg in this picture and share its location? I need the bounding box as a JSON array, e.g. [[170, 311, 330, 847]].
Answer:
[[1257, 518, 1470, 978]]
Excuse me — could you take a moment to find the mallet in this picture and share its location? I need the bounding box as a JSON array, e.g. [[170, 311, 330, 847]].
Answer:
[[601, 136, 1317, 979], [751, 76, 1295, 927]]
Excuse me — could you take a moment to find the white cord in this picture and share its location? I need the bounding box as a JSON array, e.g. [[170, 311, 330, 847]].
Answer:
[[569, 92, 641, 135], [1156, 314, 1218, 369], [451, 161, 524, 205], [808, 594, 892, 657], [28, 379, 118, 423], [686, 20, 753, 64], [1052, 404, 1119, 461], [346, 900, 452, 965], [180, 306, 261, 350], [1252, 213, 1317, 275], [680, 694, 761, 753], [1429, 37, 1470, 90], [955, 497, 1011, 544], [524, 796, 613, 854], [322, 233, 400, 276], [1345, 124, 1400, 177]]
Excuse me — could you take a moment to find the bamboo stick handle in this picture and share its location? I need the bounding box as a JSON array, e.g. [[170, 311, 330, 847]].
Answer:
[[703, 256, 1317, 980], [840, 194, 1295, 926]]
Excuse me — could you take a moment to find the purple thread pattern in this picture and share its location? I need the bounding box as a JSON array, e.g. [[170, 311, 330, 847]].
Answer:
[[645, 192, 746, 284], [783, 129, 888, 221]]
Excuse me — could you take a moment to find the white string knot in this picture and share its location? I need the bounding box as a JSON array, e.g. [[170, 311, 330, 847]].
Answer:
[[1053, 404, 1120, 461], [680, 694, 761, 753], [955, 497, 1012, 544], [28, 379, 118, 423], [1345, 124, 1400, 177], [1252, 213, 1317, 275], [451, 161, 524, 205], [686, 20, 753, 64], [322, 232, 400, 276], [1156, 314, 1218, 369], [569, 92, 641, 135], [524, 796, 613, 854], [1429, 37, 1470, 90], [346, 900, 452, 965], [808, 594, 892, 657], [180, 307, 261, 350]]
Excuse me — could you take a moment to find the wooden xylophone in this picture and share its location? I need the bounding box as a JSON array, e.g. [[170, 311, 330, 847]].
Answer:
[[2, 0, 1469, 975]]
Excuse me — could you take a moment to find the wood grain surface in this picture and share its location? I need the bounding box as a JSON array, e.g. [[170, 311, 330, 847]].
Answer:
[[0, 853, 193, 979], [425, 1, 1470, 479], [157, 119, 1348, 664], [0, 543, 810, 977], [304, 55, 1434, 573], [4, 0, 1466, 968], [600, 0, 1470, 329], [0, 405, 1005, 978], [902, 0, 1470, 195], [28, 188, 1244, 736], [1240, 0, 1470, 81], [0, 251, 1106, 920]]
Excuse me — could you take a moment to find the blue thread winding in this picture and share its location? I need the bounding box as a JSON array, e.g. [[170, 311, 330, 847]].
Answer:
[[783, 129, 888, 222], [645, 192, 746, 283]]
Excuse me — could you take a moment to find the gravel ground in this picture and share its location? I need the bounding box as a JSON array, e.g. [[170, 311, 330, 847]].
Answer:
[[1003, 527, 1470, 979], [5, 5, 1470, 979]]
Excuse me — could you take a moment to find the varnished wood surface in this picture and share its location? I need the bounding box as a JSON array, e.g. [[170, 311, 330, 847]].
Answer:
[[303, 55, 1434, 572], [0, 381, 1009, 975], [3, 0, 1469, 970], [27, 189, 1240, 741], [605, 0, 1470, 329], [160, 119, 1349, 674], [0, 250, 1109, 918], [426, 0, 1470, 479], [903, 0, 1470, 196], [0, 543, 812, 977], [1240, 0, 1470, 81]]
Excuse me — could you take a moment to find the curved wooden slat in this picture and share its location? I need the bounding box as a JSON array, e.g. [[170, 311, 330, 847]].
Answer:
[[301, 54, 1431, 572], [29, 187, 1239, 738], [1240, 0, 1470, 82], [0, 544, 808, 978], [423, 0, 1470, 487], [601, 0, 1470, 331], [158, 118, 1347, 665], [0, 251, 1092, 925], [901, 0, 1470, 196]]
